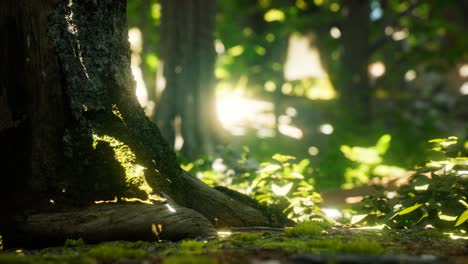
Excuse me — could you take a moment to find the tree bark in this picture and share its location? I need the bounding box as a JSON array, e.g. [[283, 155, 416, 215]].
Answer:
[[9, 203, 216, 247], [0, 0, 288, 247]]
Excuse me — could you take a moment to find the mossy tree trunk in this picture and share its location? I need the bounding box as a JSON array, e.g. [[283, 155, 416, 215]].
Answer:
[[0, 0, 288, 247]]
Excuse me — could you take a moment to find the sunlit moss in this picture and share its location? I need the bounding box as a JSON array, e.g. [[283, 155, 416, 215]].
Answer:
[[111, 104, 125, 122], [285, 220, 332, 237], [338, 239, 384, 255], [86, 243, 147, 261], [91, 133, 153, 197]]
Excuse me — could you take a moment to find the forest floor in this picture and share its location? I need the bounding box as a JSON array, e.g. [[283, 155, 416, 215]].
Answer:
[[1, 226, 467, 264]]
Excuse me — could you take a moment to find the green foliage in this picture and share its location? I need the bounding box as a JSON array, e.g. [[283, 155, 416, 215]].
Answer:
[[285, 220, 332, 237], [355, 137, 468, 229], [184, 147, 324, 221], [341, 134, 407, 189], [86, 243, 147, 261]]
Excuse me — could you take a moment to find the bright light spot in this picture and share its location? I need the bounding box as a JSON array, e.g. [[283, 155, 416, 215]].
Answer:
[[264, 81, 276, 92], [129, 27, 148, 108], [49, 199, 55, 204], [212, 158, 226, 172], [314, 0, 324, 6], [459, 64, 468, 77], [460, 82, 468, 95], [384, 26, 394, 36], [368, 61, 386, 78], [286, 107, 297, 117], [308, 146, 319, 156], [445, 233, 468, 240], [345, 196, 363, 204], [272, 182, 293, 196], [264, 9, 285, 22], [284, 34, 327, 80], [405, 69, 417, 81], [392, 30, 409, 41], [132, 64, 148, 107], [257, 128, 276, 138], [215, 39, 225, 54], [370, 1, 383, 21], [279, 124, 303, 139], [329, 3, 340, 12], [165, 204, 177, 213], [227, 45, 244, 57], [319, 123, 334, 135], [216, 90, 274, 133], [217, 231, 232, 236], [128, 28, 142, 53], [281, 83, 293, 94], [386, 191, 396, 199], [415, 184, 429, 191], [174, 116, 184, 151], [329, 27, 341, 39], [322, 208, 342, 220]]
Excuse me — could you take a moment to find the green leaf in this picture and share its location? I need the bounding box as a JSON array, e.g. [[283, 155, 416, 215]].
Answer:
[[272, 154, 296, 163], [398, 203, 422, 215], [351, 214, 368, 224], [375, 134, 391, 155], [454, 209, 468, 227]]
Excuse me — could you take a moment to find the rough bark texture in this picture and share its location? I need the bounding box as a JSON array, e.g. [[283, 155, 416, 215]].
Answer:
[[1, 0, 289, 247], [156, 0, 220, 159]]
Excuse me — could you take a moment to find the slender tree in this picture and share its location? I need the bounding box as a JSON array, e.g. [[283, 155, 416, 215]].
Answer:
[[156, 0, 220, 159]]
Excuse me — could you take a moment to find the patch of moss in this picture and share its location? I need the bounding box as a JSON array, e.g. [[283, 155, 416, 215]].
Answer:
[[178, 240, 205, 252], [163, 256, 218, 264], [64, 238, 85, 247], [338, 239, 384, 255], [86, 243, 147, 261], [231, 233, 263, 244], [0, 255, 96, 264], [285, 220, 332, 237]]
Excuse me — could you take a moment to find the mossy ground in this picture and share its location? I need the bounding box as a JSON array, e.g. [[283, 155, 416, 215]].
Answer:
[[1, 227, 466, 264]]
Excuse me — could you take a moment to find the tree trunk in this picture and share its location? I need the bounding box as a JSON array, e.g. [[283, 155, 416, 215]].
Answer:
[[0, 0, 288, 247], [156, 0, 220, 159]]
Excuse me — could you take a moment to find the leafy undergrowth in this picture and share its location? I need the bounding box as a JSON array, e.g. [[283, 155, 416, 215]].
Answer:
[[1, 222, 467, 264]]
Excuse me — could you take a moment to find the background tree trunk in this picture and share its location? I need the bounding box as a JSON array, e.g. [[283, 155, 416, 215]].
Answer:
[[156, 0, 220, 159], [1, 0, 288, 247]]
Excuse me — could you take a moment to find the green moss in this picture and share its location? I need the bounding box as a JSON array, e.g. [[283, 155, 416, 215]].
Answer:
[[64, 238, 85, 247], [86, 243, 147, 260], [0, 255, 96, 264], [285, 220, 332, 237], [232, 233, 262, 243], [163, 256, 218, 264], [338, 239, 384, 255], [177, 240, 205, 254]]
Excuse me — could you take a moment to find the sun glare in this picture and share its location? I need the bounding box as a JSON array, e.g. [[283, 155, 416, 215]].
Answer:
[[216, 90, 274, 135]]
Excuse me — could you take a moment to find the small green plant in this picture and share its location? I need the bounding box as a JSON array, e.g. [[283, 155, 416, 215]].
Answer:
[[184, 147, 324, 221], [355, 136, 468, 229], [340, 134, 406, 189], [285, 220, 332, 237], [178, 240, 205, 253]]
